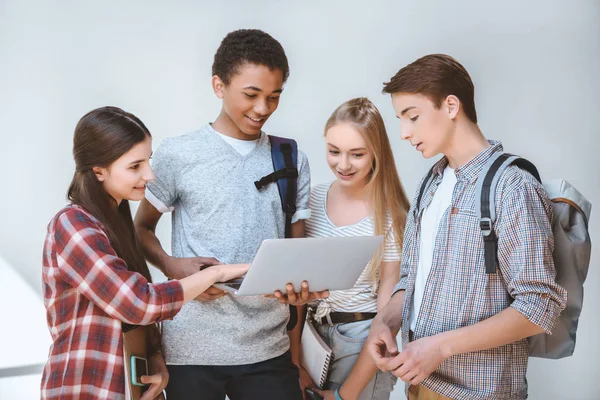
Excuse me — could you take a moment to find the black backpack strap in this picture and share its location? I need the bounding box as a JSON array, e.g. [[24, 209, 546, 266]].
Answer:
[[413, 164, 437, 219], [255, 135, 299, 330], [478, 153, 542, 274]]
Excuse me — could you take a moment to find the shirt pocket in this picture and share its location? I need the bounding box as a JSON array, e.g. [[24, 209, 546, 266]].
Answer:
[[445, 208, 488, 326], [447, 208, 483, 266]]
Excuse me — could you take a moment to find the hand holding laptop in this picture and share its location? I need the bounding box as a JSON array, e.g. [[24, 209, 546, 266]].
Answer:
[[269, 281, 330, 305]]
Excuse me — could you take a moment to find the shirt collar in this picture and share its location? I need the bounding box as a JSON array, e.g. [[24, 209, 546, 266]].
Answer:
[[431, 140, 503, 183]]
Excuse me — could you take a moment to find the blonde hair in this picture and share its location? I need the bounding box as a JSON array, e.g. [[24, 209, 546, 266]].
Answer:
[[324, 97, 410, 288]]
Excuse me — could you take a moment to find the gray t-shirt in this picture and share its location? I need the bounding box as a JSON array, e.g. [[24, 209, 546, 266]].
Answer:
[[147, 124, 311, 365]]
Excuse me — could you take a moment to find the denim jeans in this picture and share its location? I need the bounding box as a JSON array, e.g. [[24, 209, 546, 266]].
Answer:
[[317, 319, 397, 400]]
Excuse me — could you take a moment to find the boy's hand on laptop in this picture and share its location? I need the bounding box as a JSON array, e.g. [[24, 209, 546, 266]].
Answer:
[[195, 286, 227, 302], [165, 256, 220, 280], [385, 335, 449, 386], [269, 281, 329, 306]]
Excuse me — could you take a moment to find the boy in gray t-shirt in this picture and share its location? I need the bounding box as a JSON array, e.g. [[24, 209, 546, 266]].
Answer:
[[134, 30, 323, 400]]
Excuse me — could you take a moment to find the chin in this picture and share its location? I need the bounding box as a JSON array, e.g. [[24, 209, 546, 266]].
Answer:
[[421, 148, 438, 159], [128, 193, 145, 202]]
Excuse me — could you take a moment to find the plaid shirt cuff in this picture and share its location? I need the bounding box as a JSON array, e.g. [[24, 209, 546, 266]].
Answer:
[[391, 276, 408, 297], [155, 280, 185, 321], [510, 293, 563, 334]]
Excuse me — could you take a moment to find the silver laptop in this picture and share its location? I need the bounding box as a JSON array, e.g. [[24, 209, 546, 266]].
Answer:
[[214, 236, 383, 296]]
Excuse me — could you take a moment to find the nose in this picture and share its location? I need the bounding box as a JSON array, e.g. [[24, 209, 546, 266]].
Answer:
[[400, 123, 412, 141], [254, 98, 270, 116], [338, 155, 351, 171], [143, 164, 156, 182]]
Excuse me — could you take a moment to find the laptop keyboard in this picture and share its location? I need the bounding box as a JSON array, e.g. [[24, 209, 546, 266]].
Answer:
[[222, 277, 244, 289]]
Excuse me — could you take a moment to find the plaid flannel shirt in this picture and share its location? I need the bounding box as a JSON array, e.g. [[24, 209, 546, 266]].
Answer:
[[393, 141, 566, 399], [41, 204, 184, 399]]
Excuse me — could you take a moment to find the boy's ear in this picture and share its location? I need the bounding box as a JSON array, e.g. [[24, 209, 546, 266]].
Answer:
[[445, 95, 460, 120], [212, 75, 225, 99]]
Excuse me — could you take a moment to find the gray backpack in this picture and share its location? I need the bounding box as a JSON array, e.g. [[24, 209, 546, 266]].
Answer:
[[474, 152, 592, 359]]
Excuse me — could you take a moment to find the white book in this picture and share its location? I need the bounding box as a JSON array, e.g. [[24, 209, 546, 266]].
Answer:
[[300, 320, 334, 389]]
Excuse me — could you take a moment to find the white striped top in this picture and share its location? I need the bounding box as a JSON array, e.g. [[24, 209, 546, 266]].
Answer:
[[305, 182, 401, 314]]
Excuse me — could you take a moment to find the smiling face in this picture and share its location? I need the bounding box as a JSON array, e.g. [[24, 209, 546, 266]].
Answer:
[[93, 136, 155, 205], [213, 63, 284, 140], [391, 92, 459, 159], [325, 122, 374, 189]]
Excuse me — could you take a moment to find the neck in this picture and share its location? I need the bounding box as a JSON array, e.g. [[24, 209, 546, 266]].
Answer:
[[333, 179, 370, 202], [443, 120, 489, 169], [212, 109, 260, 141]]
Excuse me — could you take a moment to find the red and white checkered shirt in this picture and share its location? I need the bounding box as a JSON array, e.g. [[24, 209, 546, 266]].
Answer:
[[41, 204, 184, 399], [393, 141, 567, 399]]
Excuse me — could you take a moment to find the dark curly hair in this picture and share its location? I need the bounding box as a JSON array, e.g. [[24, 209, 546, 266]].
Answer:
[[212, 29, 290, 85]]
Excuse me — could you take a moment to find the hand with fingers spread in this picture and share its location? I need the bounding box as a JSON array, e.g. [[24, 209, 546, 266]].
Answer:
[[385, 335, 449, 386], [268, 281, 329, 306]]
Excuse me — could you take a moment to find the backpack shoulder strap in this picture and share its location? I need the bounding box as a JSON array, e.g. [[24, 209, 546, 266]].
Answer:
[[475, 152, 541, 273], [413, 164, 437, 219], [255, 135, 299, 238], [255, 135, 300, 331]]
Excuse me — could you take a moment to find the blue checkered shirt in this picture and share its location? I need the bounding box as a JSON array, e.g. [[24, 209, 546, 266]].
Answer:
[[392, 141, 566, 399]]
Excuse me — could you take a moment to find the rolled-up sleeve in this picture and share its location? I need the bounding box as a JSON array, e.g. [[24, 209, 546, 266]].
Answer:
[[391, 202, 418, 298], [496, 171, 567, 334], [292, 150, 312, 223], [55, 209, 184, 325]]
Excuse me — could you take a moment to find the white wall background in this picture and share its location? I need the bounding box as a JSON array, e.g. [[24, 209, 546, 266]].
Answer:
[[1, 1, 598, 399]]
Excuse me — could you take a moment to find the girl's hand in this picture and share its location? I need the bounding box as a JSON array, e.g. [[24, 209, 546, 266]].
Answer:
[[139, 353, 169, 400], [213, 263, 250, 282]]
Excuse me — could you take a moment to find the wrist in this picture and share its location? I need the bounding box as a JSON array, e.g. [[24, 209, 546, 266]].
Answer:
[[209, 264, 225, 283], [160, 254, 175, 276], [435, 331, 455, 359], [334, 388, 344, 400]]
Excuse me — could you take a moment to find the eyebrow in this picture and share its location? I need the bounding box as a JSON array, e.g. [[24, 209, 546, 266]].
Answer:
[[399, 106, 417, 116], [327, 143, 367, 151], [129, 152, 152, 165], [243, 86, 283, 94]]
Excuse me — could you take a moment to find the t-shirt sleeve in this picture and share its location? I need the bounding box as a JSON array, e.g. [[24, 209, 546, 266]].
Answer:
[[292, 150, 311, 223], [382, 216, 401, 262], [146, 138, 179, 212]]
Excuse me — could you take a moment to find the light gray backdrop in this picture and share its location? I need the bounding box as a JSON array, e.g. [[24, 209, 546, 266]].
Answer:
[[0, 1, 598, 399]]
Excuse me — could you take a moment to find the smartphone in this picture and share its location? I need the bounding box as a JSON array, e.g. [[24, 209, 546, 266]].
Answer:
[[305, 388, 323, 400], [130, 355, 148, 386]]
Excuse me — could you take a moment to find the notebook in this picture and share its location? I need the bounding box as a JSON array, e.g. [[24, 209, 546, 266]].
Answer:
[[300, 320, 334, 389]]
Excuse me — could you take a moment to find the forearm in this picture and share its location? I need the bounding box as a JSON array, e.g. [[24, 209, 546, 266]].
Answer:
[[378, 290, 404, 332], [438, 307, 544, 358], [179, 268, 221, 303], [338, 345, 380, 400], [136, 225, 172, 275], [339, 289, 402, 399], [288, 305, 305, 366], [376, 262, 400, 312]]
